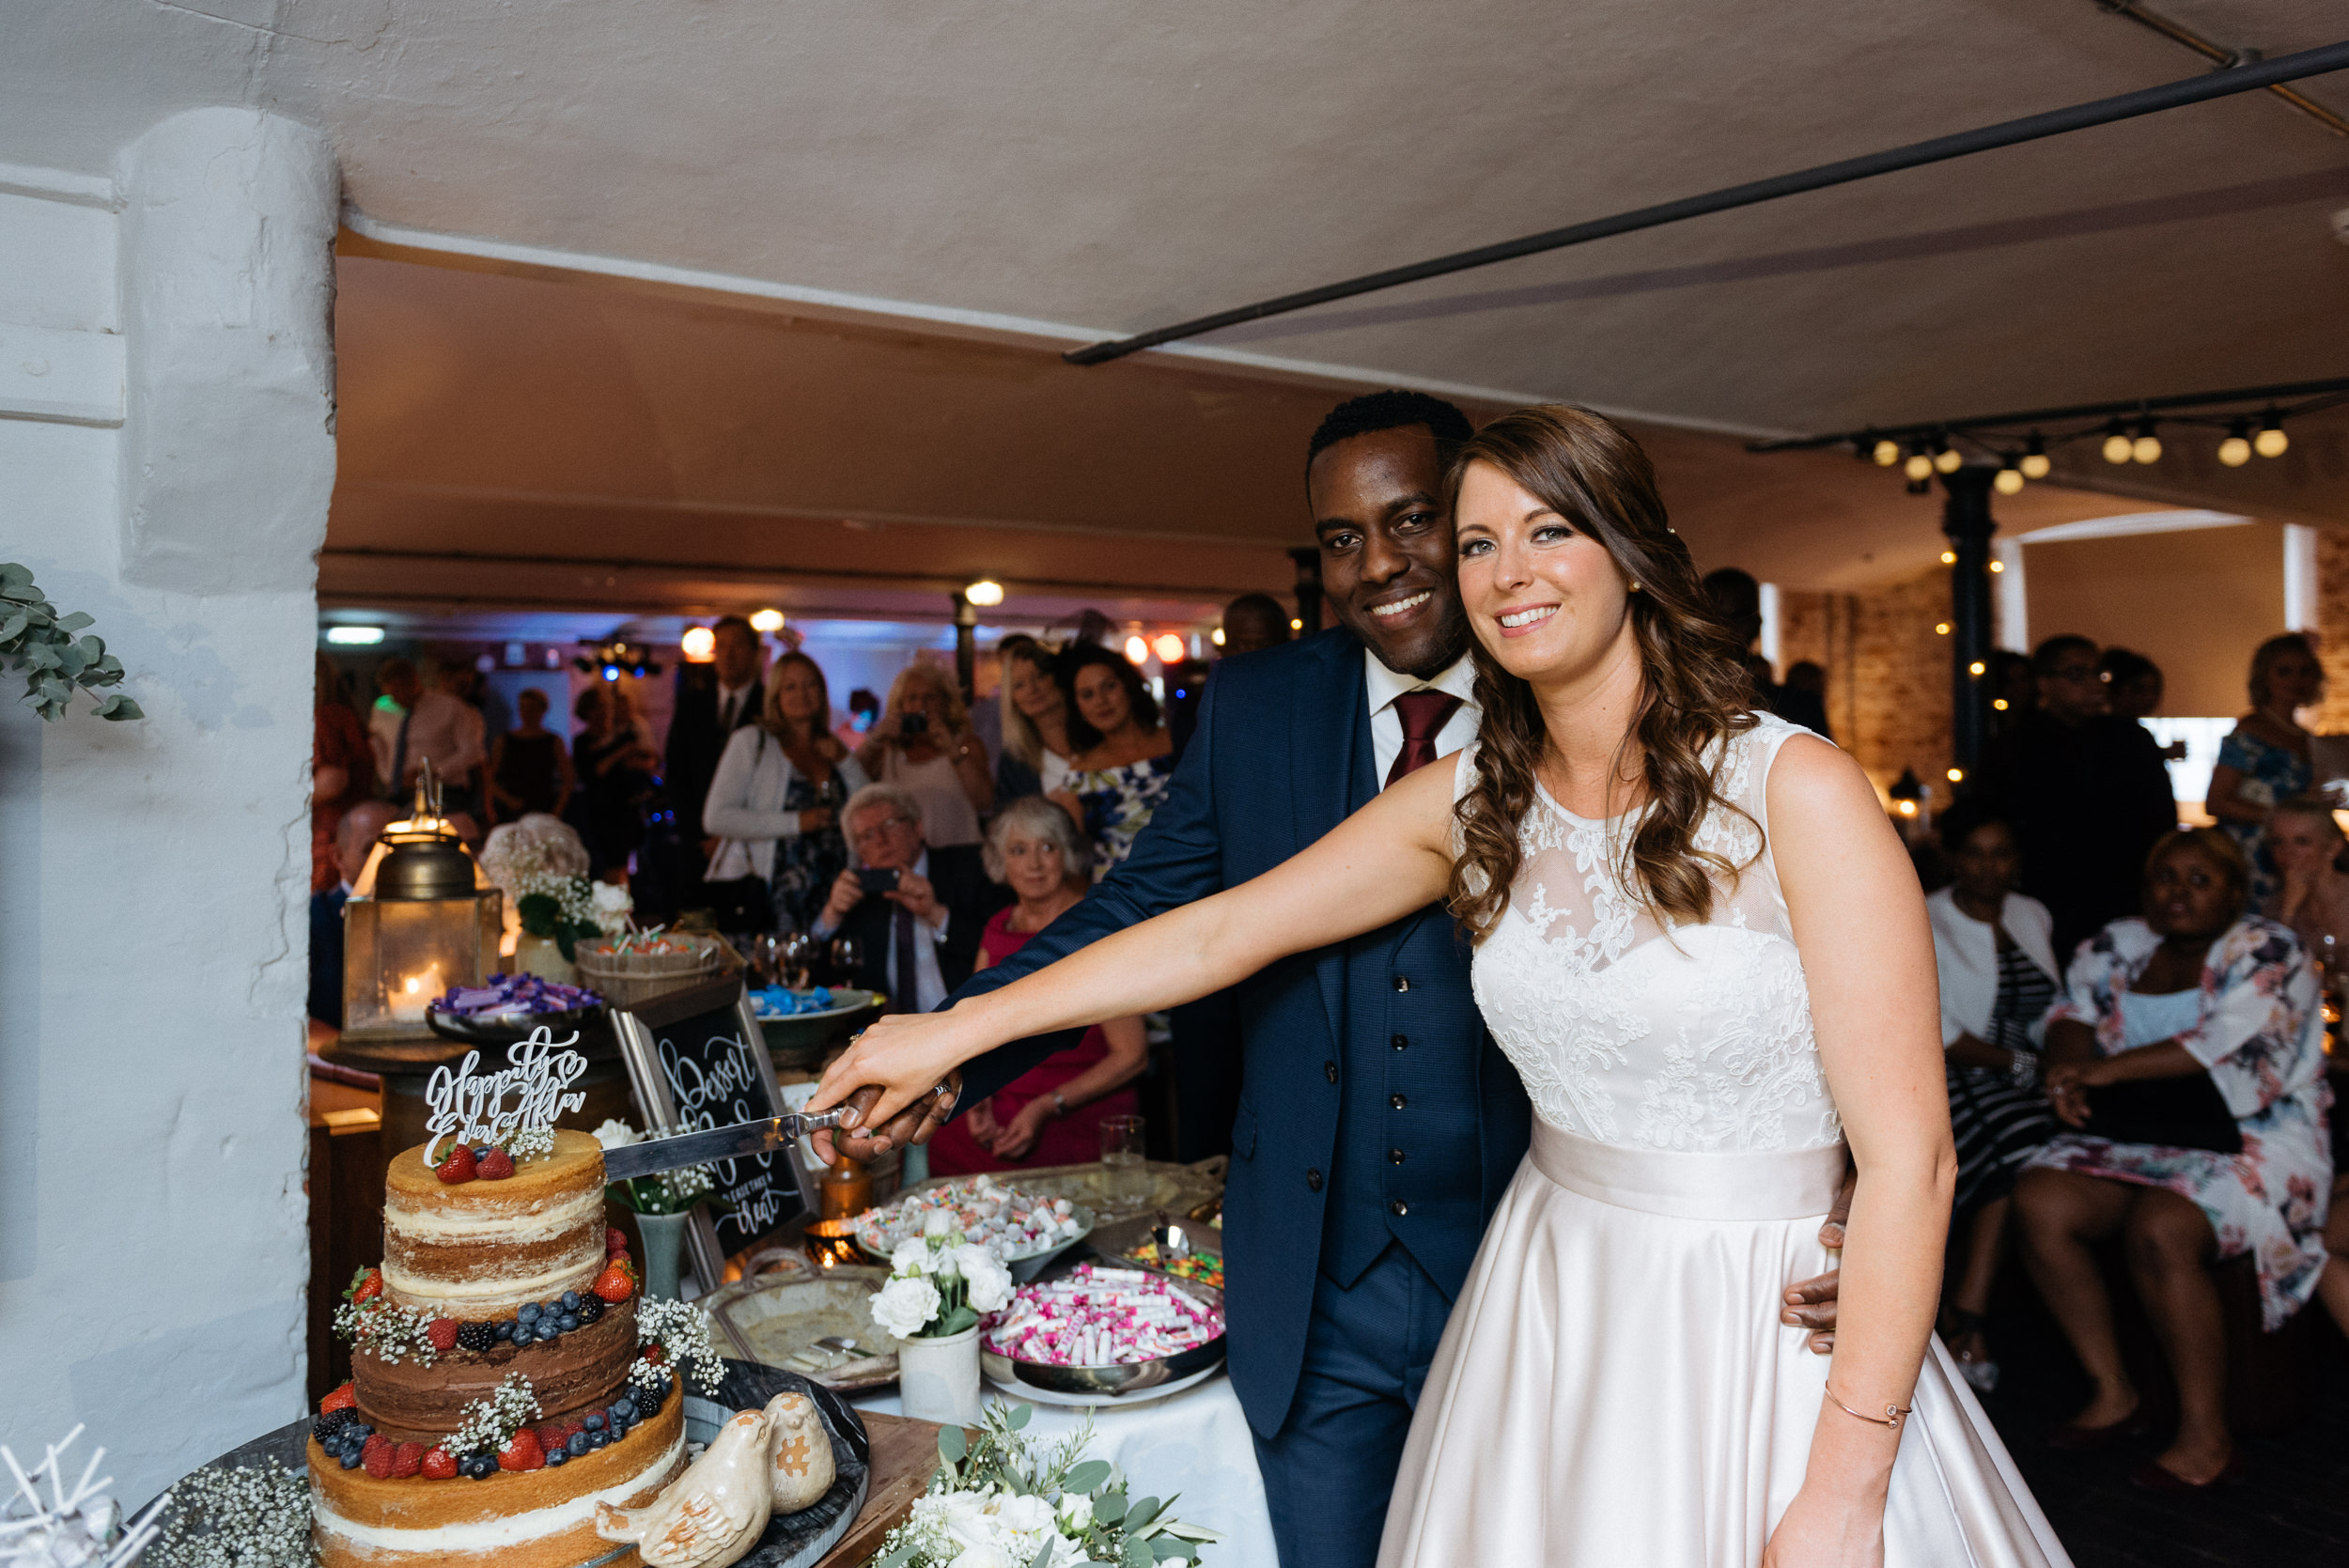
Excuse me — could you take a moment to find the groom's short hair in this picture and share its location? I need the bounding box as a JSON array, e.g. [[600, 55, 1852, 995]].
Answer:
[[1306, 389, 1474, 474]]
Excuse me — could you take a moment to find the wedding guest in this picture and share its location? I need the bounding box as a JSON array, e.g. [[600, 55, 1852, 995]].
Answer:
[[313, 653, 376, 893], [2015, 829, 2331, 1490], [808, 784, 992, 1010], [1990, 650, 2037, 740], [369, 658, 486, 812], [308, 800, 398, 1027], [926, 797, 1144, 1175], [2208, 632, 2323, 908], [1220, 592, 1295, 657], [1050, 640, 1176, 873], [2263, 793, 2349, 1339], [573, 685, 659, 880], [486, 688, 573, 825], [667, 616, 767, 858], [1925, 800, 2060, 1391], [1700, 566, 1779, 712], [855, 661, 992, 848], [1779, 658, 1831, 740], [703, 652, 870, 934], [2100, 647, 2186, 760], [992, 636, 1076, 804], [1969, 634, 2177, 955]]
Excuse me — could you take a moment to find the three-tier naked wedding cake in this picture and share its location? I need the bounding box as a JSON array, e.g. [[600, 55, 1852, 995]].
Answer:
[[305, 1046, 712, 1568]]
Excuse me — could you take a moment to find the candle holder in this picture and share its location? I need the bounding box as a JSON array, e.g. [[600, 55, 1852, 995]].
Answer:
[[340, 766, 503, 1044]]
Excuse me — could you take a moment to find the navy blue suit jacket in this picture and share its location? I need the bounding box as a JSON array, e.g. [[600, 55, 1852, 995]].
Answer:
[[947, 628, 1531, 1436]]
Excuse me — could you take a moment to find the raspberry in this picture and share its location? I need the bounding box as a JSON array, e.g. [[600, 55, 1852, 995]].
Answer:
[[427, 1318, 459, 1353], [477, 1147, 516, 1180], [534, 1422, 568, 1453], [435, 1145, 477, 1184], [497, 1430, 544, 1472], [606, 1227, 629, 1257], [391, 1442, 424, 1479], [421, 1447, 458, 1481], [320, 1381, 358, 1415], [361, 1436, 395, 1479], [591, 1260, 635, 1304]]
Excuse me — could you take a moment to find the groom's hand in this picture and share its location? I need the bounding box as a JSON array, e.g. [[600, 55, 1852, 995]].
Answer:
[[1781, 1161, 1857, 1354], [811, 1074, 962, 1165]]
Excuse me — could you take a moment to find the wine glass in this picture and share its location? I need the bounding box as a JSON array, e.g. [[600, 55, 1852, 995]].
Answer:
[[829, 935, 863, 989], [779, 931, 817, 991]]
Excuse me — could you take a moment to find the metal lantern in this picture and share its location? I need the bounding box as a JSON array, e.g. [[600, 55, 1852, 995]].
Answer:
[[340, 766, 504, 1041]]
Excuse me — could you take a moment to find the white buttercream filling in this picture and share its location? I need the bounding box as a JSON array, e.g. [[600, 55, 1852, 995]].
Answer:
[[385, 1186, 604, 1244], [315, 1426, 684, 1553], [381, 1244, 600, 1307]]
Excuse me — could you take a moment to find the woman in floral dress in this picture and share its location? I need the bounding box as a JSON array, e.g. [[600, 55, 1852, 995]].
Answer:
[[1048, 641, 1174, 874], [2015, 828, 2332, 1492], [2206, 632, 2324, 908]]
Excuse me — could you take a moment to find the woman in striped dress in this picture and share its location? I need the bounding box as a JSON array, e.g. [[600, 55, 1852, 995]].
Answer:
[[1927, 800, 2062, 1390]]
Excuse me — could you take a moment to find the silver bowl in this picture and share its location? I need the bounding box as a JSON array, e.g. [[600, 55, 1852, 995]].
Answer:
[[853, 1200, 1096, 1283], [979, 1276, 1225, 1396]]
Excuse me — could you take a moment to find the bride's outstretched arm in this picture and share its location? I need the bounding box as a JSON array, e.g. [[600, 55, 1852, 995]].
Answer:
[[1764, 736, 1958, 1568], [807, 754, 1461, 1132]]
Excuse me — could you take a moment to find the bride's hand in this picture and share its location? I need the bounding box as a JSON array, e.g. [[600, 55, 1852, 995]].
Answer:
[[807, 1008, 981, 1141], [1761, 1486, 1884, 1568]]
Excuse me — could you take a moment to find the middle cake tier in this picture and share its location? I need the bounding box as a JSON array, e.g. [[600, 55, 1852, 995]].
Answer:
[[354, 1298, 639, 1445]]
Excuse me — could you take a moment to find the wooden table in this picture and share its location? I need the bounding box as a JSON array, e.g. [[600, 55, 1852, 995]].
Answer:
[[811, 1412, 950, 1568]]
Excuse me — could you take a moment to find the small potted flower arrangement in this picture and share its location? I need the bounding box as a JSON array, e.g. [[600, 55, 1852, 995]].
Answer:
[[871, 1212, 1015, 1425], [594, 1119, 715, 1301]]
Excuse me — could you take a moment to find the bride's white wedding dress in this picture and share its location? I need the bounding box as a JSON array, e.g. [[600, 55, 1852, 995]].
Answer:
[[1377, 714, 2069, 1567]]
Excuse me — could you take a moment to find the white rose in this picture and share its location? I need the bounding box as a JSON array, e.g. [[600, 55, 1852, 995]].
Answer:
[[955, 1247, 1015, 1313], [924, 1209, 956, 1238], [870, 1276, 941, 1338], [1056, 1494, 1093, 1533], [591, 1118, 640, 1149], [946, 1546, 1009, 1568], [892, 1239, 933, 1277], [996, 1494, 1054, 1535], [590, 879, 632, 914]]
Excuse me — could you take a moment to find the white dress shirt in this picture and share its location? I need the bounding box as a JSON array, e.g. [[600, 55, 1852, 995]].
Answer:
[[809, 848, 952, 1012], [1364, 650, 1481, 788], [369, 690, 487, 792]]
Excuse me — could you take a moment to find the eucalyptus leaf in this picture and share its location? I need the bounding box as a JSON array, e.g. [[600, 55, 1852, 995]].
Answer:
[[1126, 1497, 1161, 1531], [1092, 1493, 1127, 1527], [1151, 1541, 1193, 1561], [1007, 1402, 1032, 1430], [57, 612, 93, 632], [93, 693, 143, 721], [0, 613, 25, 644], [1124, 1537, 1155, 1568], [938, 1424, 968, 1463], [1030, 1539, 1057, 1568], [1064, 1459, 1111, 1494]]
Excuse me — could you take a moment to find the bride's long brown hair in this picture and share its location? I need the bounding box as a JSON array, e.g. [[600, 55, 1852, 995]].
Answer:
[[1446, 405, 1760, 942]]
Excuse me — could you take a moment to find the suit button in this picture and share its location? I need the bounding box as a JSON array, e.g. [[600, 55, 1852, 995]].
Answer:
[[1390, 1200, 1409, 1218], [1390, 1093, 1407, 1110], [1389, 1148, 1406, 1165], [1323, 1060, 1338, 1084], [1392, 974, 1410, 992], [1392, 1032, 1408, 1050], [1306, 1169, 1323, 1192]]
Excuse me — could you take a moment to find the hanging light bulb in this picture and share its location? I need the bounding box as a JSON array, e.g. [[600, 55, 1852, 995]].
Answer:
[[1939, 551, 1957, 566], [1994, 461, 2025, 496], [1872, 438, 1900, 467], [2101, 420, 2133, 464], [1935, 622, 1952, 636], [963, 579, 1005, 607], [2131, 416, 2161, 465], [2217, 418, 2252, 468], [749, 608, 786, 633], [1932, 435, 1962, 474], [2019, 431, 2050, 480], [1904, 440, 1933, 482], [679, 626, 717, 662], [1123, 635, 1150, 665], [2255, 410, 2289, 458]]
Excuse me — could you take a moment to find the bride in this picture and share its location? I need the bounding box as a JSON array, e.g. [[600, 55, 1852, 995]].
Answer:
[[812, 405, 2068, 1566]]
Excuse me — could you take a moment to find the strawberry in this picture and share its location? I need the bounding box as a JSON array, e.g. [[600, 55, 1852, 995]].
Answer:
[[606, 1226, 629, 1257], [391, 1442, 425, 1479], [421, 1447, 458, 1481], [435, 1144, 477, 1184], [345, 1266, 384, 1306], [642, 1343, 665, 1366], [426, 1318, 459, 1354], [361, 1435, 395, 1479], [320, 1381, 358, 1415], [476, 1147, 516, 1181], [497, 1430, 544, 1472], [534, 1422, 568, 1453], [591, 1258, 636, 1304]]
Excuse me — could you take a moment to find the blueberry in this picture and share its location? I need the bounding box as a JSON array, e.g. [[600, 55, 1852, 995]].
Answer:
[[474, 1145, 490, 1160], [557, 1312, 580, 1332], [538, 1322, 563, 1343], [560, 1290, 581, 1311], [491, 1320, 514, 1342], [611, 1397, 636, 1421], [588, 1429, 609, 1450], [567, 1432, 590, 1457], [545, 1448, 568, 1467], [517, 1303, 539, 1324], [350, 1423, 373, 1441], [581, 1411, 604, 1432], [338, 1448, 363, 1470]]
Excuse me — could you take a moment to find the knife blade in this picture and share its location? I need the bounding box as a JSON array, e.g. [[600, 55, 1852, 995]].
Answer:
[[600, 1110, 845, 1182]]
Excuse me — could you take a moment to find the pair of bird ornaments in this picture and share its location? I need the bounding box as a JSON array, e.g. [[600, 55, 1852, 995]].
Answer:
[[595, 1390, 836, 1568]]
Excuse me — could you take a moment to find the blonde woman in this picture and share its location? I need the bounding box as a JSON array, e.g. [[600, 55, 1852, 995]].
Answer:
[[704, 652, 871, 933], [854, 660, 992, 847], [994, 636, 1076, 803]]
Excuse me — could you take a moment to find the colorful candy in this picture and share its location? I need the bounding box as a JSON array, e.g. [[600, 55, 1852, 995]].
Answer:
[[1128, 1242, 1225, 1291], [853, 1174, 1085, 1264], [983, 1263, 1224, 1367], [433, 972, 601, 1017]]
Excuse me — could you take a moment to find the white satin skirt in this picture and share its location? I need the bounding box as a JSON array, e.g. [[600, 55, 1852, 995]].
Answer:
[[1376, 1124, 2072, 1568]]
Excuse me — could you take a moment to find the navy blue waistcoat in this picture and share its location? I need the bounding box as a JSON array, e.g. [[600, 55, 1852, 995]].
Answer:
[[949, 629, 1531, 1436]]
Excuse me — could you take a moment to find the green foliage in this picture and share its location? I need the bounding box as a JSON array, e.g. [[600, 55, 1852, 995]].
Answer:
[[0, 563, 141, 722]]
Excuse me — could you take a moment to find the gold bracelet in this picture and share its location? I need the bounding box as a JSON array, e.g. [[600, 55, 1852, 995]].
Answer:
[[1827, 1387, 1912, 1431]]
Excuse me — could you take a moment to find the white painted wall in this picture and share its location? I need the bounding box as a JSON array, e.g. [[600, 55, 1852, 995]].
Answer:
[[0, 110, 337, 1506]]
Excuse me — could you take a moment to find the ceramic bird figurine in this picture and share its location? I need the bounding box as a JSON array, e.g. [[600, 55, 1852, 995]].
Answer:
[[762, 1391, 835, 1514], [594, 1408, 773, 1568]]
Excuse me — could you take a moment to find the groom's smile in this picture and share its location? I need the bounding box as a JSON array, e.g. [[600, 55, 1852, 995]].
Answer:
[[1308, 422, 1472, 680]]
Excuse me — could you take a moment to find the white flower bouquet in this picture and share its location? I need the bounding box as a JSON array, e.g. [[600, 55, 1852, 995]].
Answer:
[[593, 1118, 715, 1217], [866, 1403, 1217, 1568], [871, 1212, 1016, 1341]]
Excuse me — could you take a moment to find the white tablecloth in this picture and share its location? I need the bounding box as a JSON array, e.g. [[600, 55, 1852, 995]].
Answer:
[[849, 1373, 1276, 1568]]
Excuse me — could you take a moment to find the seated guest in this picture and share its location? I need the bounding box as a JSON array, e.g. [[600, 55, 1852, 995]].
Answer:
[[1926, 800, 2061, 1391], [854, 662, 993, 848], [1049, 640, 1175, 874], [1218, 592, 1294, 657], [2208, 632, 2324, 909], [704, 652, 869, 935], [2263, 795, 2349, 1339], [992, 636, 1075, 805], [808, 784, 993, 1011], [308, 800, 398, 1028], [2015, 829, 2332, 1491], [926, 798, 1145, 1175]]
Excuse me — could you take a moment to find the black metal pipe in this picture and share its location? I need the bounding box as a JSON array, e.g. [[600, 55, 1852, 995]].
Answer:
[[1940, 467, 1999, 773], [1750, 374, 2349, 453], [1065, 39, 2349, 366]]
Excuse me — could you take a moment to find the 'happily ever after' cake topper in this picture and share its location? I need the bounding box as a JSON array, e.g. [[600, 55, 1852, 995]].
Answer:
[[422, 1031, 590, 1165]]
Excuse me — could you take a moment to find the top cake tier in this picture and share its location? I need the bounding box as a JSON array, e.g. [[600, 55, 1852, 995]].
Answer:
[[382, 1128, 608, 1317]]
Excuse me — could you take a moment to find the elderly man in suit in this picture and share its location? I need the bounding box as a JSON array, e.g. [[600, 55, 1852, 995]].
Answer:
[[806, 784, 994, 1012]]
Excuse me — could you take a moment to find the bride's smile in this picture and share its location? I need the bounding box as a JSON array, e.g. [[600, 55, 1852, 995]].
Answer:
[[1454, 460, 1637, 686]]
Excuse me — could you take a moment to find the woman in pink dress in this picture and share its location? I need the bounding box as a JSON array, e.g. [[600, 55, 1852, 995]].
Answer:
[[926, 796, 1146, 1175]]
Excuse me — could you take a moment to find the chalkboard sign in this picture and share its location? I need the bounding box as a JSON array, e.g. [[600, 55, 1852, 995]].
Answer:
[[610, 976, 797, 1291]]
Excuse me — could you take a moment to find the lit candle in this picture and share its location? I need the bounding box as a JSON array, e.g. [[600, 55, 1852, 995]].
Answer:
[[391, 967, 443, 1021]]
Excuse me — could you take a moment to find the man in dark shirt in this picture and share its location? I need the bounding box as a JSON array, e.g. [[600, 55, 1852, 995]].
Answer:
[[1969, 634, 2179, 959]]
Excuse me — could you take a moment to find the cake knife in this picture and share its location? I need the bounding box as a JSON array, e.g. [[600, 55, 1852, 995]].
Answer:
[[599, 1110, 848, 1181]]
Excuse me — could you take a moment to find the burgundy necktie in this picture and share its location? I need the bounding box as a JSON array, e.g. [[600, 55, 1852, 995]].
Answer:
[[1387, 690, 1465, 786]]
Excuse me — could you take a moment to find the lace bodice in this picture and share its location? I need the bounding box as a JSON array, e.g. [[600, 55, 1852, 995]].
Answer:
[[1463, 713, 1842, 1152]]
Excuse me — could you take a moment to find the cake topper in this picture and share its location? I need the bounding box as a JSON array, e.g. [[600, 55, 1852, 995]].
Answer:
[[422, 1030, 589, 1165]]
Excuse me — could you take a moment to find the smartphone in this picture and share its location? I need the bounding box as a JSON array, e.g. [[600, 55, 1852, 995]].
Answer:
[[857, 867, 901, 895], [898, 712, 930, 737]]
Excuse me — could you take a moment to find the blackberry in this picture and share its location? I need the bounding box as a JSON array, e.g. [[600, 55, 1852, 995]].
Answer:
[[574, 1295, 604, 1326], [313, 1409, 361, 1444], [456, 1321, 497, 1353]]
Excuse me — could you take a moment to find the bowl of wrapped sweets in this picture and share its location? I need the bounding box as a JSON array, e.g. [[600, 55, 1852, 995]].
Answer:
[[853, 1173, 1093, 1281], [980, 1261, 1227, 1399], [425, 972, 604, 1047], [751, 984, 886, 1066]]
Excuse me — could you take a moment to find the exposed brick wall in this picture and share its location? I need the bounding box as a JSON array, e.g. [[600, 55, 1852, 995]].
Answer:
[[2313, 526, 2349, 734], [1779, 569, 1954, 798]]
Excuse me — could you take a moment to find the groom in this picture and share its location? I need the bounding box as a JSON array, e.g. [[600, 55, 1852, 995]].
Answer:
[[833, 390, 1844, 1568]]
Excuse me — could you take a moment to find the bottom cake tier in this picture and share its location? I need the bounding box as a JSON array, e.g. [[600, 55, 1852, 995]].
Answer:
[[308, 1383, 686, 1568]]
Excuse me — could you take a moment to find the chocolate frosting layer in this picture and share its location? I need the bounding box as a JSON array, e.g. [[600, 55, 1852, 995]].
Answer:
[[354, 1298, 638, 1443]]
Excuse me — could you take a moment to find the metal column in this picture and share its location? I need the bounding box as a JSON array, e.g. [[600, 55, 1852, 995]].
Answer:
[[1940, 465, 1999, 773], [952, 592, 978, 702]]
